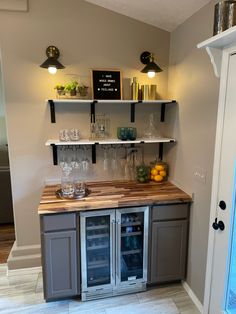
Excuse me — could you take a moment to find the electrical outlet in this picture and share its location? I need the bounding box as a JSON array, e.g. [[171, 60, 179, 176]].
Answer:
[[194, 167, 207, 184]]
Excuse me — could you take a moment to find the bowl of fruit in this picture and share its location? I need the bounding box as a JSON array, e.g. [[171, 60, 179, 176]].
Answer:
[[150, 160, 168, 182]]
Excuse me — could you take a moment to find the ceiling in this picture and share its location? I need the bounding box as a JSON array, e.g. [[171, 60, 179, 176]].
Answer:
[[84, 0, 212, 32]]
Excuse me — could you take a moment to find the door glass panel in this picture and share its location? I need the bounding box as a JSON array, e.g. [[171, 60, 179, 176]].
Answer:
[[86, 215, 111, 287], [120, 212, 144, 282], [226, 194, 236, 313]]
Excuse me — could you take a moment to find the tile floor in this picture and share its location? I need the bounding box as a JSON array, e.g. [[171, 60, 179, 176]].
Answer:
[[0, 264, 200, 314]]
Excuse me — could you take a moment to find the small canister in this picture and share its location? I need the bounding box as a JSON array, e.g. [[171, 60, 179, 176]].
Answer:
[[141, 85, 150, 100], [213, 1, 236, 35], [149, 85, 157, 100], [227, 1, 236, 29], [213, 1, 229, 35]]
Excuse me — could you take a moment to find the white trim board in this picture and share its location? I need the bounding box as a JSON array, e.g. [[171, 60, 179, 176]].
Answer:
[[182, 281, 203, 314], [7, 266, 42, 277]]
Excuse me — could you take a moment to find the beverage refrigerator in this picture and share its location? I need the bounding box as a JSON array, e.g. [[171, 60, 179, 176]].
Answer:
[[80, 206, 149, 301]]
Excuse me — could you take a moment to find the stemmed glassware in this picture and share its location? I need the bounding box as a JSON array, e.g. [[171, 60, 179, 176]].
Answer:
[[110, 146, 118, 174]]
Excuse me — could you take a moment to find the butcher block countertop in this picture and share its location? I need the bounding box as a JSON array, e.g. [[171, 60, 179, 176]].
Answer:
[[38, 181, 192, 215]]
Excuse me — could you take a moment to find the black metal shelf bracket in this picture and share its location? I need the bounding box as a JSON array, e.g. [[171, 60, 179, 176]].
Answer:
[[131, 100, 142, 123], [92, 143, 97, 164], [159, 142, 164, 160], [48, 100, 56, 123], [160, 103, 166, 122], [51, 144, 58, 165], [161, 100, 177, 123], [90, 100, 97, 123]]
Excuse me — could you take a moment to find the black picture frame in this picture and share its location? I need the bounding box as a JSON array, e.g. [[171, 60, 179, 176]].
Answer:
[[91, 69, 122, 100]]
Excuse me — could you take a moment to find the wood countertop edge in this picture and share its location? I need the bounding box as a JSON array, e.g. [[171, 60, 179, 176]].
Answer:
[[38, 181, 192, 215], [38, 198, 192, 215]]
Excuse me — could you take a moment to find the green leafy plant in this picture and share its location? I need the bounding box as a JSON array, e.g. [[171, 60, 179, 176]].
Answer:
[[54, 84, 65, 96], [64, 81, 79, 94], [54, 84, 65, 91]]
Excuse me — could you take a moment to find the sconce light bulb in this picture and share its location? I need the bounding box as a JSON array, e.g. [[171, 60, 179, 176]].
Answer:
[[147, 71, 156, 78], [48, 66, 57, 74]]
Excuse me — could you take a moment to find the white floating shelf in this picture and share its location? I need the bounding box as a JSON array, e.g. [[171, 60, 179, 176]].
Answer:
[[45, 138, 176, 146], [197, 25, 236, 49], [198, 26, 236, 78], [46, 99, 176, 104]]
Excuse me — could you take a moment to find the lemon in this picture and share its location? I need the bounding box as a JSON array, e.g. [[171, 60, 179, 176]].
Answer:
[[159, 170, 167, 177], [154, 175, 163, 182], [155, 165, 164, 171], [151, 168, 158, 176], [151, 175, 154, 180]]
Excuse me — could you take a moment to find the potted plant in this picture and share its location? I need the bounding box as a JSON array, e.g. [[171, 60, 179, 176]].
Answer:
[[64, 81, 78, 97], [78, 84, 89, 97], [54, 84, 65, 97]]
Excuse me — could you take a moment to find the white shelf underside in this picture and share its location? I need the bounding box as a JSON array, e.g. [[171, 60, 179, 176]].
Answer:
[[45, 138, 176, 146], [46, 99, 175, 104]]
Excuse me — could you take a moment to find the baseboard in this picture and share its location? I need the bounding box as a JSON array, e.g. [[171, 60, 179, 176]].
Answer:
[[7, 266, 42, 277], [7, 241, 42, 270], [182, 281, 203, 314]]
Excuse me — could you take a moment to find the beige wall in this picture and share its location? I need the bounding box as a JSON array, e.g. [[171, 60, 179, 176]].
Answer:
[[167, 0, 219, 303], [0, 0, 221, 303], [0, 0, 170, 255]]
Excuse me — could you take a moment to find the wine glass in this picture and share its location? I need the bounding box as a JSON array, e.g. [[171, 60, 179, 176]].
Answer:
[[103, 146, 109, 171]]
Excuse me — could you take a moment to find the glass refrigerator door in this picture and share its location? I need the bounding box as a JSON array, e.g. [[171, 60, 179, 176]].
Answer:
[[81, 210, 115, 292], [116, 207, 148, 285]]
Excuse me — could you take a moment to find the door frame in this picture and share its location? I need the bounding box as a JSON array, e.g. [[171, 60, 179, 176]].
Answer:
[[203, 44, 236, 314]]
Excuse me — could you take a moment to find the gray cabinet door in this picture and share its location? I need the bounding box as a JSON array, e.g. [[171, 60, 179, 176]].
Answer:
[[42, 230, 77, 300], [150, 220, 188, 283]]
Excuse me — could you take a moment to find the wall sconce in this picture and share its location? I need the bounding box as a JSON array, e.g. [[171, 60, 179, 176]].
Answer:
[[40, 46, 65, 74], [140, 51, 163, 78]]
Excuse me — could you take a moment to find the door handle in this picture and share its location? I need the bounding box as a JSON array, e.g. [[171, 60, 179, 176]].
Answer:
[[212, 218, 225, 231]]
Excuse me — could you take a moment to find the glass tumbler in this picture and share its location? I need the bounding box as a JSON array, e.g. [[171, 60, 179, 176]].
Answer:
[[117, 127, 128, 141], [70, 129, 80, 141], [127, 127, 137, 140], [59, 129, 70, 142]]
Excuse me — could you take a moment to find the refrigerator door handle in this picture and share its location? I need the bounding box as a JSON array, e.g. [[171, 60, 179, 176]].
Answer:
[[111, 219, 116, 283], [116, 219, 121, 283]]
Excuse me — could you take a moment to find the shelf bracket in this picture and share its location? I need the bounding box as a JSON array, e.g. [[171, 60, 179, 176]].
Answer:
[[48, 100, 56, 123], [160, 103, 166, 122], [90, 100, 97, 123], [160, 100, 177, 122], [51, 144, 58, 165], [159, 142, 164, 160], [92, 144, 97, 164], [131, 100, 142, 123]]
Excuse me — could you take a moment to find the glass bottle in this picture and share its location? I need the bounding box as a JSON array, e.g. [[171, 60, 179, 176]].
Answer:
[[131, 77, 139, 100], [143, 113, 160, 139]]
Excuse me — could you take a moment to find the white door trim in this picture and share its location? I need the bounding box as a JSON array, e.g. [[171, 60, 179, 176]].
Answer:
[[203, 44, 236, 314]]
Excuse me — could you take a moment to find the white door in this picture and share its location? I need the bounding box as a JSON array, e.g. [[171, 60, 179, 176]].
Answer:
[[207, 51, 236, 314]]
